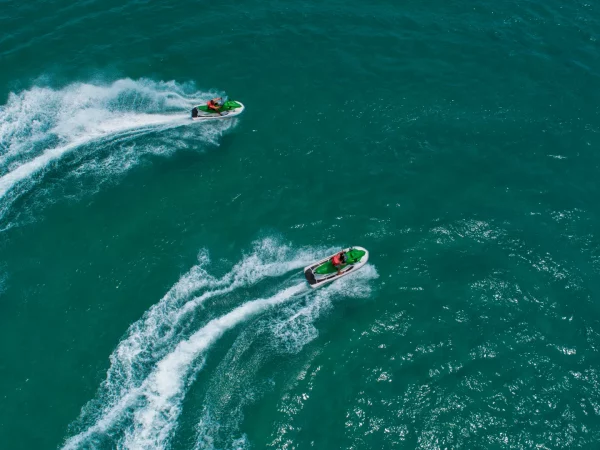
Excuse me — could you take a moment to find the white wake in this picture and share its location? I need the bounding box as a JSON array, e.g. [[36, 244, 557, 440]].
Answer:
[[61, 239, 378, 450], [0, 78, 229, 223], [61, 240, 333, 449]]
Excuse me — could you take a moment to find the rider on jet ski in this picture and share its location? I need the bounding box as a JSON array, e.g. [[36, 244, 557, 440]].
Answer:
[[207, 97, 225, 115], [331, 251, 347, 274]]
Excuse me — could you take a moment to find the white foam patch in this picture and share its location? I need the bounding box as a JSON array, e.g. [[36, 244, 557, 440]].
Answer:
[[269, 264, 379, 354], [61, 239, 329, 449], [0, 78, 228, 222]]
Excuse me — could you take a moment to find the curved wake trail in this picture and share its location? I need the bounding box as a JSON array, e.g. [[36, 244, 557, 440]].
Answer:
[[121, 283, 308, 450], [0, 113, 185, 198], [103, 241, 320, 408], [0, 78, 223, 223], [61, 240, 330, 449], [63, 284, 307, 450], [192, 264, 380, 450]]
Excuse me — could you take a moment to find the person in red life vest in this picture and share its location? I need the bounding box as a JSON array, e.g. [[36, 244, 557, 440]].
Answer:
[[207, 97, 224, 115], [331, 251, 347, 274]]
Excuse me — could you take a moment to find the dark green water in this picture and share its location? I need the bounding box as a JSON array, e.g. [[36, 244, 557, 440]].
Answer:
[[2, 0, 600, 448]]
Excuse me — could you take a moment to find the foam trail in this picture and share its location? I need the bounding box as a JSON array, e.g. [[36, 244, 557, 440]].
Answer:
[[61, 239, 328, 449], [122, 283, 307, 450], [0, 78, 218, 221], [62, 284, 307, 450], [104, 241, 319, 407], [0, 114, 185, 198]]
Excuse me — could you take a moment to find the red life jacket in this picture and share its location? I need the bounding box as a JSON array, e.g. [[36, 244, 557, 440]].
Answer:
[[207, 100, 219, 111], [332, 253, 342, 266]]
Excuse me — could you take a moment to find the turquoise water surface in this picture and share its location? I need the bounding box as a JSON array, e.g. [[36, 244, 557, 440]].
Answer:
[[2, 0, 600, 448]]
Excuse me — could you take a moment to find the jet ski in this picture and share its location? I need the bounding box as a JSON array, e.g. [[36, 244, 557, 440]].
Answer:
[[304, 246, 369, 288], [191, 99, 244, 120]]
